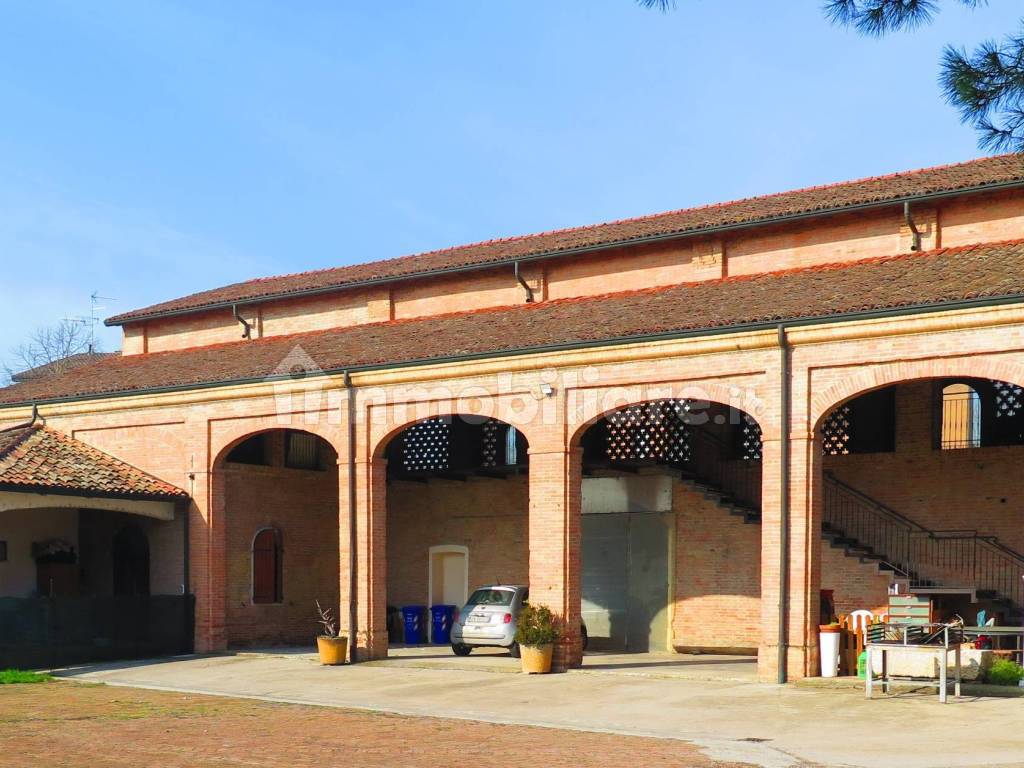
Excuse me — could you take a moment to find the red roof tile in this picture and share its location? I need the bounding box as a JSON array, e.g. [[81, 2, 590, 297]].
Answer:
[[4, 239, 1024, 407], [0, 424, 187, 499], [106, 154, 1024, 325]]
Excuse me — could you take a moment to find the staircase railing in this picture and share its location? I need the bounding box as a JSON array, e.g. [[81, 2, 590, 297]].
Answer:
[[907, 531, 1024, 611], [823, 473, 1024, 612], [685, 425, 761, 512], [822, 473, 922, 576]]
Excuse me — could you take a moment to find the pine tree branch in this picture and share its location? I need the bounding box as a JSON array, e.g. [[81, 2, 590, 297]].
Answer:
[[636, 0, 675, 11], [941, 29, 1024, 151], [825, 1, 985, 37]]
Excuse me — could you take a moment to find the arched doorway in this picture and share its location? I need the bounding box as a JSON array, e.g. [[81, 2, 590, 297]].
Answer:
[[112, 524, 150, 597], [576, 399, 763, 654], [214, 429, 339, 648], [382, 415, 528, 649], [815, 377, 1024, 628]]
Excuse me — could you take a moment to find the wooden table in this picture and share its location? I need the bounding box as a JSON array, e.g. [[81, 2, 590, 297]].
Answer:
[[865, 642, 962, 703]]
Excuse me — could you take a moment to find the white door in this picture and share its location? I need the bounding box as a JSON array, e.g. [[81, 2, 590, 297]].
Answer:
[[429, 546, 468, 608]]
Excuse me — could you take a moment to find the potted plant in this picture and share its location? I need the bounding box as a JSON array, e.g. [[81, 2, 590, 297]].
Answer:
[[315, 600, 348, 665], [514, 603, 559, 674]]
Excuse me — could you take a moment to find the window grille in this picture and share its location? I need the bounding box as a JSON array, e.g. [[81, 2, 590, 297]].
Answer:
[[285, 431, 321, 470], [505, 426, 519, 466], [941, 383, 981, 450]]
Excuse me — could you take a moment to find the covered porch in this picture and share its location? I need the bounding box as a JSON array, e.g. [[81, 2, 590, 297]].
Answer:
[[0, 419, 192, 668]]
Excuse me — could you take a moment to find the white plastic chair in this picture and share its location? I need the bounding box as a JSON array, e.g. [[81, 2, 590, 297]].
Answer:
[[849, 609, 875, 646]]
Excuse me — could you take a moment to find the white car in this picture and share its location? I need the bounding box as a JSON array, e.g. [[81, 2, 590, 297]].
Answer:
[[449, 585, 588, 657]]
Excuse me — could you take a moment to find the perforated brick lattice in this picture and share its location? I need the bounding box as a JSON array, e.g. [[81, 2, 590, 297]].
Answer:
[[740, 413, 763, 461], [605, 400, 692, 464], [481, 420, 500, 467], [994, 380, 1024, 419], [822, 404, 852, 456], [401, 418, 450, 472]]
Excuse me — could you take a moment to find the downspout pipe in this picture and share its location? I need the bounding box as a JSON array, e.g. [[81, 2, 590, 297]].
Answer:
[[344, 371, 358, 662], [514, 262, 535, 303], [904, 202, 922, 251], [232, 304, 253, 339], [777, 324, 790, 684]]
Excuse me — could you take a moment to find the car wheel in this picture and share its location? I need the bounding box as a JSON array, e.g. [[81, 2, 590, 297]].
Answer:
[[581, 622, 589, 652], [452, 643, 472, 657], [508, 642, 521, 659]]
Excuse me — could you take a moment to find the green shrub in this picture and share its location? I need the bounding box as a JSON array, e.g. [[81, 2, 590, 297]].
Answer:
[[0, 669, 52, 684], [986, 659, 1024, 687], [514, 604, 560, 647]]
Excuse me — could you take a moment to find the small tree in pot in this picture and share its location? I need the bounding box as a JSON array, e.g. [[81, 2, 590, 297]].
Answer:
[[514, 603, 560, 674], [315, 600, 348, 665]]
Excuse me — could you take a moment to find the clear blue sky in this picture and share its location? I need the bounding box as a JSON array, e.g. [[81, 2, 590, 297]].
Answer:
[[1, 1, 1020, 364]]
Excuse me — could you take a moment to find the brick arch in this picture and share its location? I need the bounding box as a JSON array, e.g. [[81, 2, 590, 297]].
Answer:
[[567, 380, 773, 450], [211, 422, 342, 469], [809, 357, 1024, 433], [369, 407, 535, 461]]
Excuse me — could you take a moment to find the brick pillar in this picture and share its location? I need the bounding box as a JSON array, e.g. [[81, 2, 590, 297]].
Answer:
[[192, 468, 227, 652], [528, 447, 583, 671], [346, 455, 389, 660], [759, 434, 820, 681]]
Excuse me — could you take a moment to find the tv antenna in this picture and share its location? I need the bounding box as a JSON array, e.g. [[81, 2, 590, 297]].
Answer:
[[64, 291, 116, 354]]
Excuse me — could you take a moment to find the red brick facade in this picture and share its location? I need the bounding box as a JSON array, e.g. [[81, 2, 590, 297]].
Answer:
[[4, 157, 1024, 681]]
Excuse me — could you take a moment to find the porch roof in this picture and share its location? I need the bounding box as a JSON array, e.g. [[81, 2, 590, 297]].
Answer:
[[0, 424, 187, 500], [2, 238, 1024, 407]]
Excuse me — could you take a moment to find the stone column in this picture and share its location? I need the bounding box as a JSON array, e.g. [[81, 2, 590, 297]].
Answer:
[[528, 447, 583, 671]]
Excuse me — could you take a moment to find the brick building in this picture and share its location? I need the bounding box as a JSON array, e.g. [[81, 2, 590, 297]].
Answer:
[[2, 154, 1024, 681]]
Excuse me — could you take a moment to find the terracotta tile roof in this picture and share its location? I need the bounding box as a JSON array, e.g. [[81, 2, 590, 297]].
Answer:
[[107, 154, 1024, 326], [0, 424, 187, 498], [4, 238, 1024, 407], [11, 352, 118, 383]]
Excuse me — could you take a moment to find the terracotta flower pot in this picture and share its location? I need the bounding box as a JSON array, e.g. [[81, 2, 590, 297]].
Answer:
[[519, 643, 554, 674], [317, 636, 348, 665]]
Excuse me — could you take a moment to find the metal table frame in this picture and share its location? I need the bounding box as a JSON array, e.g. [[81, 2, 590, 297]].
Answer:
[[865, 623, 963, 703]]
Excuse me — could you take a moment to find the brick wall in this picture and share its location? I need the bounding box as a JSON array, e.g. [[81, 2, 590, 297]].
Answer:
[[221, 435, 339, 647], [386, 475, 529, 608], [824, 381, 1024, 553], [673, 479, 891, 653], [672, 483, 761, 652]]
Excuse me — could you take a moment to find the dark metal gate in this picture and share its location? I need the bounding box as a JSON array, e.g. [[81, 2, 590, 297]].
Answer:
[[0, 595, 195, 669]]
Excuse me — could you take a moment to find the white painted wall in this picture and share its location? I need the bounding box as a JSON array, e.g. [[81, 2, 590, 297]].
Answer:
[[0, 508, 78, 598]]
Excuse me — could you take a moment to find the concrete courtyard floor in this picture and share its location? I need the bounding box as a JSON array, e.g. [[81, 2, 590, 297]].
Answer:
[[54, 649, 1024, 768]]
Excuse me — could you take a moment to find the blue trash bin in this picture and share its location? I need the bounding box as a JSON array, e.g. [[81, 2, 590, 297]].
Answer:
[[401, 605, 426, 644], [430, 604, 456, 644]]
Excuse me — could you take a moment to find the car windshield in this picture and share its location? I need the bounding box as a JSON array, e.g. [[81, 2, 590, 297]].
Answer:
[[467, 588, 515, 606]]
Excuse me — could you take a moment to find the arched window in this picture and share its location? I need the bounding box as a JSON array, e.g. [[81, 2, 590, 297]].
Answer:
[[941, 383, 981, 450], [252, 528, 283, 603]]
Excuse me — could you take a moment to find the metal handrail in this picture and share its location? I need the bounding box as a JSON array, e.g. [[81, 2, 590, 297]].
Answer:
[[823, 472, 923, 531], [674, 426, 1024, 613], [822, 478, 1024, 612]]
